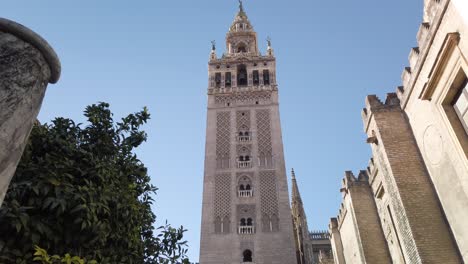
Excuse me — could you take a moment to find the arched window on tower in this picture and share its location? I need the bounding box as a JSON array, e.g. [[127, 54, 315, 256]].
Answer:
[[237, 65, 248, 86], [239, 218, 254, 234], [243, 250, 253, 262], [225, 72, 232, 87], [238, 124, 251, 142], [263, 70, 270, 85], [238, 176, 253, 197], [261, 214, 280, 232], [237, 155, 251, 168], [215, 217, 222, 233], [240, 218, 246, 226], [253, 70, 259, 86], [215, 72, 221, 88], [237, 43, 247, 53]]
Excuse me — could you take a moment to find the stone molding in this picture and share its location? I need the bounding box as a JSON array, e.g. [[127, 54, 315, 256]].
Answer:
[[0, 18, 61, 83]]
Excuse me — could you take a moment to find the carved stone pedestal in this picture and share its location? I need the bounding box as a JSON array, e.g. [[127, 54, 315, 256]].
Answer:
[[0, 18, 61, 205]]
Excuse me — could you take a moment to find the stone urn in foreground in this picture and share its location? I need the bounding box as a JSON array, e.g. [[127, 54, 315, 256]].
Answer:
[[0, 18, 61, 205]]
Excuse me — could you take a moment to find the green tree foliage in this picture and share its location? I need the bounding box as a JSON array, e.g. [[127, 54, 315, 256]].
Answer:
[[33, 246, 97, 264], [0, 103, 190, 264]]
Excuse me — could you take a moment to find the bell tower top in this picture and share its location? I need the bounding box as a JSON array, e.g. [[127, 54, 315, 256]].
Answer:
[[207, 1, 277, 94], [225, 0, 259, 56]]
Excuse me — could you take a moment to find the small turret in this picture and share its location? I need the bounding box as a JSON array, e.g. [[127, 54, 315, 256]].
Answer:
[[266, 36, 274, 57], [210, 40, 217, 61]]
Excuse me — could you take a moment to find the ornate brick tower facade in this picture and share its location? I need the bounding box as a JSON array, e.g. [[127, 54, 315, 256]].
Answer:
[[199, 2, 297, 263]]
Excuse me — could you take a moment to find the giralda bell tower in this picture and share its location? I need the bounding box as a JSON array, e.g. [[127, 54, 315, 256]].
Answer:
[[199, 2, 297, 264]]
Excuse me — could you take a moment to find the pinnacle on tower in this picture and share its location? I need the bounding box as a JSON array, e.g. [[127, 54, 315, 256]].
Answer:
[[266, 36, 274, 56], [229, 0, 254, 33], [291, 169, 303, 205], [209, 40, 217, 60], [238, 0, 245, 16]]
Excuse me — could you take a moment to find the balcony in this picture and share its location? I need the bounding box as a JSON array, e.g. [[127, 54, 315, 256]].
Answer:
[[238, 190, 253, 198], [238, 135, 251, 142], [238, 226, 255, 234], [237, 161, 252, 169]]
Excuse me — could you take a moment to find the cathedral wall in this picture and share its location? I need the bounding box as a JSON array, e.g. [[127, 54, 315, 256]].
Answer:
[[334, 172, 391, 264], [345, 173, 392, 263], [397, 0, 468, 260], [337, 198, 365, 264], [362, 94, 461, 263], [328, 1, 468, 264], [367, 161, 406, 263], [328, 219, 345, 264]]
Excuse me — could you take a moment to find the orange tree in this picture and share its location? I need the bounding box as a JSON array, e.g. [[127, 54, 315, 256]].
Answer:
[[0, 103, 190, 264]]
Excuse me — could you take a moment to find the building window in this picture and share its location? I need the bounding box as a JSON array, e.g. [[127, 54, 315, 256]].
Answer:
[[239, 218, 254, 234], [262, 214, 279, 232], [442, 69, 468, 156], [215, 73, 221, 88], [237, 155, 252, 169], [243, 250, 253, 262], [453, 80, 468, 134], [238, 131, 251, 142], [237, 43, 247, 53], [238, 65, 248, 86], [253, 70, 259, 86], [225, 72, 232, 87], [215, 217, 230, 234], [238, 176, 253, 197], [263, 70, 270, 85]]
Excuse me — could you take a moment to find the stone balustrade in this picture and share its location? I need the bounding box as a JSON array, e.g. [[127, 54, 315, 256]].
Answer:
[[238, 190, 253, 197], [238, 226, 254, 234]]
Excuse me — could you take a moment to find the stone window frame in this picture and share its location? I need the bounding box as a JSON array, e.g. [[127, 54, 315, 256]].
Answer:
[[453, 82, 468, 133], [421, 32, 468, 159]]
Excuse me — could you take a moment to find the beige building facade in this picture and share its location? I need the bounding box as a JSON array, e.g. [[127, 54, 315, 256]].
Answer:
[[329, 0, 468, 263]]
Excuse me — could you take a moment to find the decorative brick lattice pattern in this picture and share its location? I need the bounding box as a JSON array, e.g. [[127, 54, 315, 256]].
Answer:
[[215, 91, 271, 106], [214, 173, 232, 219], [216, 111, 231, 168], [236, 110, 251, 131], [259, 171, 278, 217], [256, 109, 272, 156]]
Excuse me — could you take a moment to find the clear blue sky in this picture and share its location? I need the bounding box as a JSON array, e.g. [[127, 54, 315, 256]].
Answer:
[[4, 0, 422, 261]]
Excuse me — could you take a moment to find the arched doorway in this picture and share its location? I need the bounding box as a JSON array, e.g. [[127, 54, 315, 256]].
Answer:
[[243, 249, 253, 262]]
